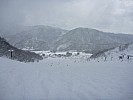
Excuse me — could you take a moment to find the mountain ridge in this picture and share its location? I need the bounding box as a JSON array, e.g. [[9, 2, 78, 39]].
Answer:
[[1, 25, 133, 54], [55, 27, 133, 53]]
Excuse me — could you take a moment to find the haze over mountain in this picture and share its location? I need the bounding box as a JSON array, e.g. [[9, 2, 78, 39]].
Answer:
[[1, 25, 133, 54], [1, 0, 133, 34]]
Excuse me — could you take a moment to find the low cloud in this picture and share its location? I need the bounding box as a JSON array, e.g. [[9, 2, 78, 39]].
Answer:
[[0, 0, 133, 34]]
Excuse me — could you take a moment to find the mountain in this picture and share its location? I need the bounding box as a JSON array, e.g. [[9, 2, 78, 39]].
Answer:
[[1, 25, 68, 50], [1, 26, 133, 54], [0, 37, 43, 62], [55, 28, 133, 54]]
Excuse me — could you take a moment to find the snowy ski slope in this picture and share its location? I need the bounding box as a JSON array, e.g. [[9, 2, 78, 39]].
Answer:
[[0, 56, 133, 100]]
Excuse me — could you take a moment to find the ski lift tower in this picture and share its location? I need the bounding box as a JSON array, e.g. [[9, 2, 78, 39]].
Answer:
[[8, 49, 14, 59]]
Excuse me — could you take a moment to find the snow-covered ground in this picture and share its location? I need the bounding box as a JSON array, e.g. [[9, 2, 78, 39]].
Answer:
[[97, 43, 133, 62], [0, 56, 133, 100]]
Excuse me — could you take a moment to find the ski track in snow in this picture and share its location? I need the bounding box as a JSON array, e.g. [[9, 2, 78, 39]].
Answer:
[[0, 57, 133, 100]]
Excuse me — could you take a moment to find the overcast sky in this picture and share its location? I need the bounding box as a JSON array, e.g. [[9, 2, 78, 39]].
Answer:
[[0, 0, 133, 34]]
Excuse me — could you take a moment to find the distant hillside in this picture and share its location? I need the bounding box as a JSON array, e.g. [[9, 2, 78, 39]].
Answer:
[[0, 37, 43, 62], [55, 28, 133, 54], [1, 26, 133, 54], [1, 25, 68, 50]]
